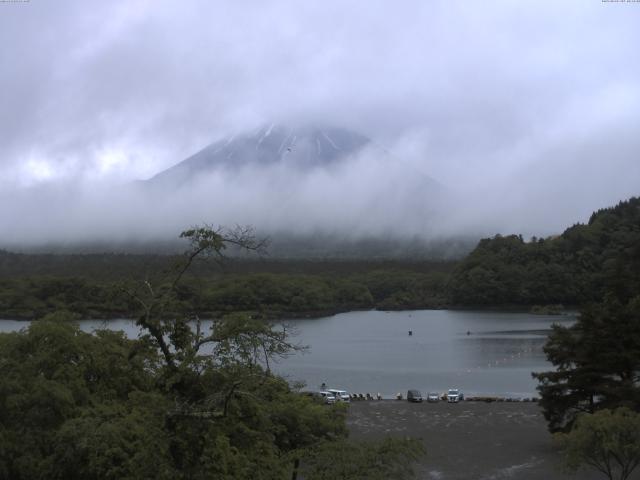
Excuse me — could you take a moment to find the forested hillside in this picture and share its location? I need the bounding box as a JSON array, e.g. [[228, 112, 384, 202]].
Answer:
[[449, 197, 640, 306]]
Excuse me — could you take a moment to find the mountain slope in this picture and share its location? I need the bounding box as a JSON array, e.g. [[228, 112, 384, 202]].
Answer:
[[147, 124, 372, 186], [131, 123, 451, 255]]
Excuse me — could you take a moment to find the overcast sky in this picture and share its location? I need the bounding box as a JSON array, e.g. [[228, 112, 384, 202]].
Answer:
[[0, 0, 639, 245]]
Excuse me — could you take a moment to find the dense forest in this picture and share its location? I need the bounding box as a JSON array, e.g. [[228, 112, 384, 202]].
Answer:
[[449, 197, 640, 306], [526, 200, 640, 470], [0, 197, 639, 320], [0, 258, 453, 320]]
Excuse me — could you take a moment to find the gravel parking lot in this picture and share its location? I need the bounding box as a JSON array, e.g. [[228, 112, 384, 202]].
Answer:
[[347, 401, 635, 480]]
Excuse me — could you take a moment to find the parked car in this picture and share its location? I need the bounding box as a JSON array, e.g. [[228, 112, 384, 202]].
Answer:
[[447, 389, 463, 403], [407, 389, 423, 402], [328, 389, 350, 402], [301, 391, 336, 404], [318, 391, 337, 404], [427, 392, 440, 403]]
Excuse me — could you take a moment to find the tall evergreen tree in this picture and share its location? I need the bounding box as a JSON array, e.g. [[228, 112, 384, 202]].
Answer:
[[533, 295, 640, 432]]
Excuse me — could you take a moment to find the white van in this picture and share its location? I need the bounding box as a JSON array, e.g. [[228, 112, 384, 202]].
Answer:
[[447, 389, 463, 403], [328, 389, 350, 402], [318, 391, 336, 404]]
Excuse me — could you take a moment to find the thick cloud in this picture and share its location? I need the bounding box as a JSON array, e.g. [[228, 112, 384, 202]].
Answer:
[[0, 0, 639, 246]]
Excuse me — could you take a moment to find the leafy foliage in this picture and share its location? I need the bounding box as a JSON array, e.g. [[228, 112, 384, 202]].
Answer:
[[555, 408, 640, 480], [0, 226, 427, 478], [0, 313, 168, 479], [533, 296, 640, 432], [0, 309, 347, 479], [0, 268, 451, 320], [529, 200, 640, 434], [449, 197, 640, 306]]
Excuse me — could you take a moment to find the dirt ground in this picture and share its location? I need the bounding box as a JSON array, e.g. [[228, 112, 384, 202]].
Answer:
[[346, 401, 639, 480]]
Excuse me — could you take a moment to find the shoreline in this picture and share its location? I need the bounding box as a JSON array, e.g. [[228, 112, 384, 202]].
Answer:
[[0, 304, 578, 322]]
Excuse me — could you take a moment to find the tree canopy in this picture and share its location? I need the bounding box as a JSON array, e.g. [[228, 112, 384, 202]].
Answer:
[[555, 408, 640, 480], [0, 226, 426, 479], [449, 197, 640, 307], [533, 295, 640, 432], [529, 200, 640, 434]]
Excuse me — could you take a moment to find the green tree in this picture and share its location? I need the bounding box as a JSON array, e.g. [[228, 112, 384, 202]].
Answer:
[[555, 408, 640, 480], [0, 226, 428, 478], [117, 225, 347, 476], [0, 312, 168, 479], [0, 228, 349, 479], [449, 197, 640, 308], [533, 296, 640, 432]]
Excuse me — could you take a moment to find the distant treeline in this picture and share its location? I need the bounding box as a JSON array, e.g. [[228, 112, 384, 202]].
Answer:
[[0, 252, 456, 280], [0, 262, 453, 320], [449, 197, 640, 306], [1, 197, 638, 319]]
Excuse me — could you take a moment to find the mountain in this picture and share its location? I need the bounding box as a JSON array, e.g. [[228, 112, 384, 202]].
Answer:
[[146, 124, 373, 186], [130, 123, 453, 257]]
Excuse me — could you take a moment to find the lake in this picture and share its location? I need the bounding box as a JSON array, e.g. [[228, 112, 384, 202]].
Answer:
[[272, 309, 575, 398], [0, 309, 574, 398]]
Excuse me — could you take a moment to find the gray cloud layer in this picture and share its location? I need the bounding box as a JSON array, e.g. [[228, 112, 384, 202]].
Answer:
[[0, 0, 639, 246]]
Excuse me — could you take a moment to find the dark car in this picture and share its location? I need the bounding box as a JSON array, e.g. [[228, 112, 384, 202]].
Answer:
[[407, 389, 423, 402]]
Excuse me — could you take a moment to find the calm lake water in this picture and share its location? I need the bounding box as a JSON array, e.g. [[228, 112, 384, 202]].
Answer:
[[272, 310, 575, 398], [0, 309, 574, 398]]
